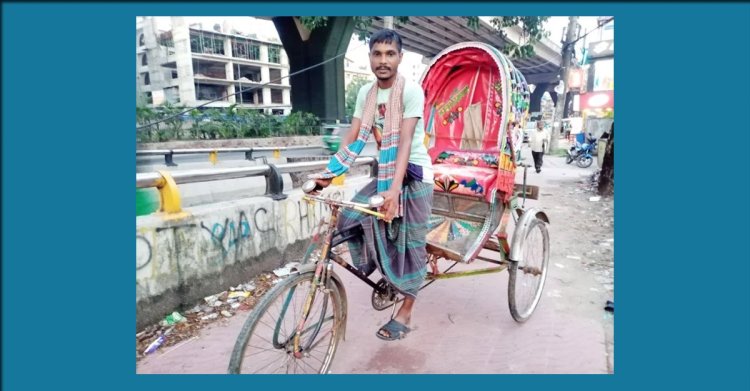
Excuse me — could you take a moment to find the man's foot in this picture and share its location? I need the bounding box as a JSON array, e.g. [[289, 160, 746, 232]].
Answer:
[[376, 318, 411, 341], [536, 168, 541, 173]]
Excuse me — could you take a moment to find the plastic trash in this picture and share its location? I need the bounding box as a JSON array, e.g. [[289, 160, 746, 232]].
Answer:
[[228, 291, 251, 299], [201, 313, 219, 321], [589, 196, 601, 202], [164, 311, 185, 325], [143, 335, 165, 355], [221, 310, 233, 318], [604, 300, 614, 312]]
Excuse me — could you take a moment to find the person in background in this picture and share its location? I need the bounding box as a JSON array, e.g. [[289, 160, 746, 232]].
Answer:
[[529, 120, 550, 173]]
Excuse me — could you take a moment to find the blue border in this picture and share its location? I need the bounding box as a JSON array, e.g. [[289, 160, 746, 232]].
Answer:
[[2, 2, 748, 391]]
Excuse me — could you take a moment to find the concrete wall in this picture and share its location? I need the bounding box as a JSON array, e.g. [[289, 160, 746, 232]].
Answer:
[[135, 176, 372, 330]]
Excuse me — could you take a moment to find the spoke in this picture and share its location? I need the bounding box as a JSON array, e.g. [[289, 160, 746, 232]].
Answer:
[[251, 355, 286, 374], [298, 356, 321, 373]]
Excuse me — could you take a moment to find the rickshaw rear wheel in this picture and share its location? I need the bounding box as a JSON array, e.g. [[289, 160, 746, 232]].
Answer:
[[508, 218, 550, 322]]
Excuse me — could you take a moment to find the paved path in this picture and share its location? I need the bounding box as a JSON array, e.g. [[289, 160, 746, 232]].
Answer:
[[137, 142, 614, 374]]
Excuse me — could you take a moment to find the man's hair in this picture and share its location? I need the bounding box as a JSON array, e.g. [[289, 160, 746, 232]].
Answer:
[[368, 29, 403, 52]]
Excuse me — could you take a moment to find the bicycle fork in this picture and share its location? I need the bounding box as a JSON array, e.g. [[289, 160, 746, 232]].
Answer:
[[292, 206, 340, 357]]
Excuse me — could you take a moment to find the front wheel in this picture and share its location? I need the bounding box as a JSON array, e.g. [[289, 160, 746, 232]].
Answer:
[[576, 155, 593, 168], [508, 218, 550, 322], [228, 271, 344, 374]]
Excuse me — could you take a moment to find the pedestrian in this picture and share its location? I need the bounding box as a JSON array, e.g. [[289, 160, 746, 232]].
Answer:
[[309, 29, 433, 341], [529, 120, 549, 173]]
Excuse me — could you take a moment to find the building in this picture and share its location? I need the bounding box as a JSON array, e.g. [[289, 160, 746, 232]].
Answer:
[[344, 57, 373, 87], [136, 17, 292, 115]]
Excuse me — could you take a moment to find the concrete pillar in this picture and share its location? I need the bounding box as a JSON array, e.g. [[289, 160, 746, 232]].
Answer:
[[142, 17, 166, 92], [260, 63, 271, 109], [226, 62, 236, 103], [529, 82, 549, 113], [273, 16, 354, 122], [171, 17, 196, 106], [282, 88, 290, 109]]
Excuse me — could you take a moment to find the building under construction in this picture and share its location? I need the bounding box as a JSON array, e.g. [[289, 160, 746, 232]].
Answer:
[[136, 17, 291, 115]]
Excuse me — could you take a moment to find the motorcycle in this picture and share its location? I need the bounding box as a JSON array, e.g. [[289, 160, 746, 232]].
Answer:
[[566, 133, 596, 168]]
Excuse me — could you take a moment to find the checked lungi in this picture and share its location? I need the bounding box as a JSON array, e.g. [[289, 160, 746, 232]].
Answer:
[[337, 174, 433, 299]]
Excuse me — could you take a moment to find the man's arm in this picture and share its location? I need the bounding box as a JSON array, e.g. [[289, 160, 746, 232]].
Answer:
[[380, 117, 418, 221]]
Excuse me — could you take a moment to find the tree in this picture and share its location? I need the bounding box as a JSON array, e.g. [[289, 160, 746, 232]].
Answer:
[[345, 77, 371, 119], [598, 123, 614, 196], [299, 16, 548, 59]]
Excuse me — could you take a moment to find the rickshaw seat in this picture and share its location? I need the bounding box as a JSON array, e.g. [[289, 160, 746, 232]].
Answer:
[[433, 164, 497, 198], [432, 150, 499, 200]]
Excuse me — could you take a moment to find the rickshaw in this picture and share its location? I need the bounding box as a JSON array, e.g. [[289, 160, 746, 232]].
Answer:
[[228, 42, 550, 374]]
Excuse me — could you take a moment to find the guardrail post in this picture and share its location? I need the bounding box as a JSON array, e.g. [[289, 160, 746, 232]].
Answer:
[[156, 170, 182, 213], [369, 159, 378, 178], [264, 164, 287, 200], [244, 149, 254, 161], [165, 151, 178, 167]]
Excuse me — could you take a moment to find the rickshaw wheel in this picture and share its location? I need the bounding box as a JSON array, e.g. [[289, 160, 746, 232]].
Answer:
[[508, 218, 550, 322], [371, 278, 397, 311]]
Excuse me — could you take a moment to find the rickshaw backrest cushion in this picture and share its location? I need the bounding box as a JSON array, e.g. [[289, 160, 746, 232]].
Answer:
[[432, 149, 500, 200]]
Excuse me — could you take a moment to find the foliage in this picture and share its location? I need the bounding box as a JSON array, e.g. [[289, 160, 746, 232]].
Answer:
[[136, 105, 321, 143], [345, 77, 371, 119], [488, 16, 550, 59], [282, 111, 322, 136], [298, 16, 549, 58]]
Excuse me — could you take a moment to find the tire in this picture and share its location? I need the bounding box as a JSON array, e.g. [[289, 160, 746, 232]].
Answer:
[[577, 155, 593, 168], [508, 218, 550, 322], [228, 271, 344, 374]]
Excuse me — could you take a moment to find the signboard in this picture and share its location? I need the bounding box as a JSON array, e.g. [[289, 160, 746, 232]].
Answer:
[[580, 91, 614, 111], [588, 39, 614, 59]]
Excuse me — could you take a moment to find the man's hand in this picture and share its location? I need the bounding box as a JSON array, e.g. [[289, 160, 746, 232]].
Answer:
[[310, 178, 332, 195], [379, 189, 400, 222]]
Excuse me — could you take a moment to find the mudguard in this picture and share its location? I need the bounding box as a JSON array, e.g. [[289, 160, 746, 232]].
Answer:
[[509, 208, 549, 262]]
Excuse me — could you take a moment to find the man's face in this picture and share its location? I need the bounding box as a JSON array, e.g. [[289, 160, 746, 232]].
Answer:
[[537, 122, 544, 130], [369, 41, 402, 82]]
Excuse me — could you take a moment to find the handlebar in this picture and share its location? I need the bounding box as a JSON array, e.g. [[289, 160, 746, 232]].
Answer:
[[302, 179, 387, 220]]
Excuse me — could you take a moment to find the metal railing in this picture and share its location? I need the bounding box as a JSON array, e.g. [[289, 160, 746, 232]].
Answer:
[[136, 157, 378, 213], [136, 145, 327, 166]]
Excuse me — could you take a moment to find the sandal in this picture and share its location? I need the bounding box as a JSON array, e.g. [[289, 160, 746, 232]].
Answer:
[[376, 319, 411, 341]]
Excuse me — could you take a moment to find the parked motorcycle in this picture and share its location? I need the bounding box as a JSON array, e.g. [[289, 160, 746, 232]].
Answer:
[[566, 133, 596, 168]]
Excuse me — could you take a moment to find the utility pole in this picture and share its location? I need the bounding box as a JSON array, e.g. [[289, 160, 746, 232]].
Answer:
[[550, 16, 579, 153], [384, 17, 394, 29]]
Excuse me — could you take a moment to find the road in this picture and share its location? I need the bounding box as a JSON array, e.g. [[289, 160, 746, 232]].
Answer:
[[136, 141, 614, 374]]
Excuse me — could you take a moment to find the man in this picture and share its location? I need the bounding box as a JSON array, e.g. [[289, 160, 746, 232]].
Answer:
[[529, 120, 550, 173], [310, 29, 433, 341]]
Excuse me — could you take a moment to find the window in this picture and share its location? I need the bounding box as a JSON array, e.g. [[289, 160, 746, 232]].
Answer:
[[139, 34, 145, 46], [271, 88, 283, 104], [143, 73, 150, 85], [141, 54, 148, 66], [190, 32, 225, 55], [164, 87, 180, 104], [272, 109, 284, 115], [269, 69, 282, 83], [268, 46, 281, 63], [171, 70, 178, 79], [232, 40, 260, 60], [158, 32, 174, 48]]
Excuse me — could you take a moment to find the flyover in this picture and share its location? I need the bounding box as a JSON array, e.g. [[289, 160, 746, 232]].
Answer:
[[265, 17, 563, 120]]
